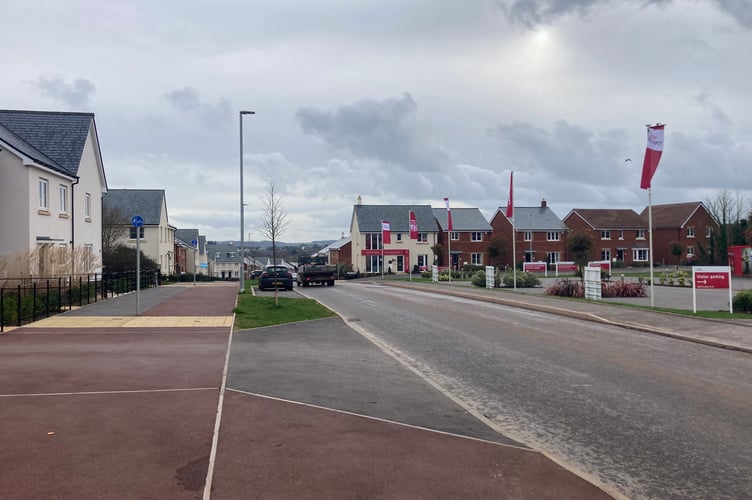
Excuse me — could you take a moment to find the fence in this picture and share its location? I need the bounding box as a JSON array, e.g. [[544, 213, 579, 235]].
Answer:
[[1, 269, 159, 332]]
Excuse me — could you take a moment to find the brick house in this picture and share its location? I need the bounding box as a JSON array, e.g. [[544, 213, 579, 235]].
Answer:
[[640, 201, 719, 266], [433, 207, 492, 269], [489, 199, 568, 268], [562, 208, 648, 266]]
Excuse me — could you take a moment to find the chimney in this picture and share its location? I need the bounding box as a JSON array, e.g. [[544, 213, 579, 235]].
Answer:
[[357, 195, 362, 205], [541, 198, 547, 208]]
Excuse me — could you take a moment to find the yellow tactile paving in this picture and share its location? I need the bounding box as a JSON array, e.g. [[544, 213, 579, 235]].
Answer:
[[23, 316, 234, 329]]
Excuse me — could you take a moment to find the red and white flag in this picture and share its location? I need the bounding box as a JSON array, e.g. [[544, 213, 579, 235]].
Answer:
[[409, 210, 418, 239], [381, 220, 391, 244], [640, 124, 665, 190], [505, 171, 514, 218], [443, 197, 453, 231]]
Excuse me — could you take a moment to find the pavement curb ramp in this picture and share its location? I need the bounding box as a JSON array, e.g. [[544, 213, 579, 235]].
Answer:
[[382, 281, 752, 355]]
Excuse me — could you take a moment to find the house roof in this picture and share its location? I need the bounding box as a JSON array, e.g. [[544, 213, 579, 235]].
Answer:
[[206, 242, 241, 263], [565, 208, 646, 229], [175, 229, 200, 248], [352, 205, 439, 233], [507, 206, 568, 231], [432, 207, 492, 231], [639, 201, 710, 229], [0, 110, 95, 177], [104, 189, 167, 225], [319, 237, 351, 253]]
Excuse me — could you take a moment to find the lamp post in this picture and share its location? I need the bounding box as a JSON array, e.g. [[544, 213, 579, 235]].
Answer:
[[528, 213, 533, 263], [239, 110, 255, 293]]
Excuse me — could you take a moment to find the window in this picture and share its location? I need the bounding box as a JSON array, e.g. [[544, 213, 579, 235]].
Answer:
[[471, 253, 482, 265], [396, 233, 402, 242], [84, 193, 91, 218], [636, 229, 645, 240], [601, 249, 611, 261], [706, 226, 712, 238], [39, 178, 49, 209], [618, 230, 624, 240], [417, 254, 429, 269], [524, 231, 532, 242], [417, 233, 428, 243], [687, 226, 695, 238], [547, 231, 560, 241], [365, 233, 383, 250], [633, 249, 648, 262], [130, 227, 145, 239], [451, 232, 459, 241], [471, 232, 482, 242], [547, 252, 560, 264], [366, 255, 383, 273], [59, 185, 68, 213], [601, 230, 611, 240], [687, 246, 695, 257]]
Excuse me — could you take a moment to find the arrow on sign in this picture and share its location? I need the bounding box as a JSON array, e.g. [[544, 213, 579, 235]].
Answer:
[[696, 279, 707, 285]]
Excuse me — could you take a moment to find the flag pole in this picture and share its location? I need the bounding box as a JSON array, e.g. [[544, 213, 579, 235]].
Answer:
[[648, 187, 654, 307], [512, 216, 517, 289], [381, 220, 385, 280], [408, 210, 412, 282]]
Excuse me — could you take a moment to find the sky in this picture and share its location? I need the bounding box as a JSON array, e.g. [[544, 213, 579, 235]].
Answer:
[[3, 0, 751, 242]]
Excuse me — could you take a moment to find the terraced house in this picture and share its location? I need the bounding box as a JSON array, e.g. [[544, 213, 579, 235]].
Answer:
[[0, 110, 107, 277]]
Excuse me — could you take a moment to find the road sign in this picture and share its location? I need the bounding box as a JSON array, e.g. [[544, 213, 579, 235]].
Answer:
[[692, 266, 732, 313], [131, 215, 144, 227], [191, 239, 197, 246]]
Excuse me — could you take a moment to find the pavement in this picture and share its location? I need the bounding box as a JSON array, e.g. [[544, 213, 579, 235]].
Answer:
[[1, 278, 750, 499]]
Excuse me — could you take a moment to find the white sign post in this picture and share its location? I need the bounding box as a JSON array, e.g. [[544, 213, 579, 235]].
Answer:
[[692, 266, 732, 313], [131, 215, 144, 316], [485, 266, 495, 289], [431, 265, 439, 283], [584, 266, 601, 300]]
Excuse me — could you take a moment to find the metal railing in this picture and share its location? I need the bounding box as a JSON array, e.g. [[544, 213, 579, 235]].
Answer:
[[1, 269, 158, 332]]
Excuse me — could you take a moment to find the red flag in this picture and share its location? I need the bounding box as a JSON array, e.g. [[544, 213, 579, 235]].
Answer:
[[505, 171, 514, 218], [443, 197, 453, 231], [640, 124, 665, 190], [381, 220, 391, 245], [409, 211, 418, 239]]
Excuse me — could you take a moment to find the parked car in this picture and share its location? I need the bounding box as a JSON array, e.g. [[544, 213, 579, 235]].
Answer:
[[249, 269, 263, 279], [258, 265, 293, 291]]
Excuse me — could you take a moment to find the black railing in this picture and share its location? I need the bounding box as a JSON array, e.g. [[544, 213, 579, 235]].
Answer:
[[1, 269, 158, 332]]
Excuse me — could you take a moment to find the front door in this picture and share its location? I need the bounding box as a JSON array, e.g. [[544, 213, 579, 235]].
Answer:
[[396, 255, 404, 272]]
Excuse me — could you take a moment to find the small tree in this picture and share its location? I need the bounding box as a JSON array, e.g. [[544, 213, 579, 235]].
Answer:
[[431, 243, 443, 266], [670, 241, 683, 268], [486, 235, 508, 268], [567, 230, 594, 277], [102, 204, 127, 254], [258, 180, 289, 306]]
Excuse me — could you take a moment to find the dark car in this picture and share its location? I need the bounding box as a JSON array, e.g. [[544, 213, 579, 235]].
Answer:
[[249, 269, 263, 279], [258, 265, 293, 291]]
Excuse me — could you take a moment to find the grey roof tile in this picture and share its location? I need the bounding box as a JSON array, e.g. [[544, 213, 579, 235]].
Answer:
[[432, 207, 492, 231], [353, 205, 439, 233], [104, 189, 166, 225]]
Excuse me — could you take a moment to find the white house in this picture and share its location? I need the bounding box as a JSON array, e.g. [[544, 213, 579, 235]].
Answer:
[[0, 110, 108, 277]]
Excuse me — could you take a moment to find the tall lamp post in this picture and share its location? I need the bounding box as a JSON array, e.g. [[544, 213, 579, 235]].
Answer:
[[239, 110, 255, 293]]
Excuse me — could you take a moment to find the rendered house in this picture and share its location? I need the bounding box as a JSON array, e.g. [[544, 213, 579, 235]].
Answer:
[[432, 207, 492, 269], [103, 189, 175, 275], [206, 242, 241, 280], [175, 228, 207, 275], [0, 110, 107, 277], [640, 201, 719, 266], [350, 200, 439, 274], [563, 208, 648, 266], [490, 199, 568, 267]]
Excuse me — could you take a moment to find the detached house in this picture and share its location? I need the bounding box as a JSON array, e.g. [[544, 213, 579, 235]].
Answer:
[[0, 110, 107, 277], [350, 200, 439, 274], [563, 208, 648, 266], [640, 201, 718, 265], [433, 207, 492, 269], [103, 189, 175, 274], [490, 199, 568, 267]]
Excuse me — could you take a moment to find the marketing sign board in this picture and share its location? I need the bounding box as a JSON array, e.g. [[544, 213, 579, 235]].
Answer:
[[692, 266, 732, 313]]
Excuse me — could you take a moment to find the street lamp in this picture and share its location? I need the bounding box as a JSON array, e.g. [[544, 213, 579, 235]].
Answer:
[[239, 110, 255, 293], [528, 212, 533, 263]]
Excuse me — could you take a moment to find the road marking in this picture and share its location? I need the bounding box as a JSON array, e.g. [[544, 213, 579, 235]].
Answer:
[[21, 316, 234, 328], [0, 387, 217, 398]]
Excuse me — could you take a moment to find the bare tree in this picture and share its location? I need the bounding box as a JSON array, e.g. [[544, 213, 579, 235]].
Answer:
[[102, 203, 127, 254], [258, 180, 289, 305]]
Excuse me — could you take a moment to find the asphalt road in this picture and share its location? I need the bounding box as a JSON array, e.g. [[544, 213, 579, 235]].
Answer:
[[300, 281, 752, 500]]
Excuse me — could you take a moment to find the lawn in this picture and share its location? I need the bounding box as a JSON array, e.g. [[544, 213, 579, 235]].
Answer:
[[233, 290, 336, 330]]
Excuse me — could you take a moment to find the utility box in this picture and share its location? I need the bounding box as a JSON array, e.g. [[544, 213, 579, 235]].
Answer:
[[727, 245, 752, 277]]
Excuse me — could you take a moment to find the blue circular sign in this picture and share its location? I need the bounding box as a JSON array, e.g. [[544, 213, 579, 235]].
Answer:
[[131, 215, 144, 227]]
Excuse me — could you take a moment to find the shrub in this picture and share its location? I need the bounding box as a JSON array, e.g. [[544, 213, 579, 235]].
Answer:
[[471, 270, 486, 287], [601, 281, 647, 298], [732, 290, 752, 313], [502, 271, 540, 288], [544, 279, 584, 297]]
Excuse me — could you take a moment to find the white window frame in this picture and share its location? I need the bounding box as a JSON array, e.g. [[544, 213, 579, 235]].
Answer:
[[471, 232, 482, 242], [636, 229, 645, 240], [547, 252, 560, 264], [417, 233, 428, 243], [39, 178, 49, 210], [84, 192, 91, 218], [130, 227, 145, 239], [524, 231, 532, 242], [601, 249, 611, 261], [396, 233, 402, 242], [59, 184, 68, 214], [450, 232, 460, 241], [471, 253, 482, 265], [618, 230, 624, 240], [705, 226, 712, 238], [687, 245, 695, 257], [547, 231, 560, 241], [633, 249, 648, 262], [687, 226, 695, 238], [601, 230, 611, 240]]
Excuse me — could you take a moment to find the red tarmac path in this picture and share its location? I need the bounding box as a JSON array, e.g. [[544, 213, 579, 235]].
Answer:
[[0, 282, 612, 499]]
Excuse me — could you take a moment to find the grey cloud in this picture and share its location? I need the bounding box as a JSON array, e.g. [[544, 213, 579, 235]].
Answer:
[[37, 76, 95, 108], [715, 0, 752, 28], [295, 93, 452, 174], [164, 87, 231, 130]]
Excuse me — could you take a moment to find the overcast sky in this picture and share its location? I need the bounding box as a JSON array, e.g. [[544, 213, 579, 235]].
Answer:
[[3, 0, 750, 242]]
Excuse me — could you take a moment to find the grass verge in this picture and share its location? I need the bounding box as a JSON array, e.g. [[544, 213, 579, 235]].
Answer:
[[234, 293, 336, 330]]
